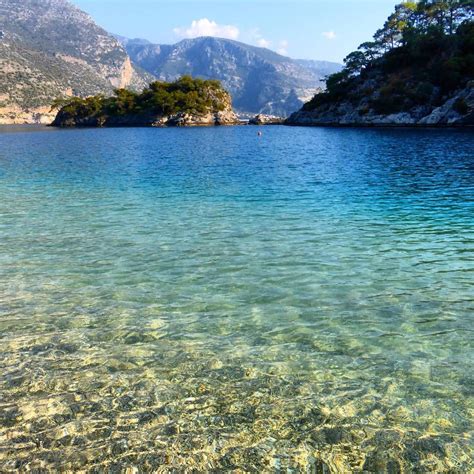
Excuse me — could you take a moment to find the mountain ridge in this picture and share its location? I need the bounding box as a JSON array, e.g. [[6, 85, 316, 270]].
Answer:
[[0, 0, 341, 123], [0, 0, 150, 124], [121, 36, 342, 117]]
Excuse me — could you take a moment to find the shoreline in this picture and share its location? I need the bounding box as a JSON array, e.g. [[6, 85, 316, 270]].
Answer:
[[1, 122, 473, 130], [285, 121, 474, 129]]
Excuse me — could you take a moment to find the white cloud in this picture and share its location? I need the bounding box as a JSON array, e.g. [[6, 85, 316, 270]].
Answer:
[[257, 38, 271, 48], [248, 28, 271, 49], [322, 31, 337, 40], [173, 22, 287, 55], [277, 40, 289, 56], [173, 18, 240, 40]]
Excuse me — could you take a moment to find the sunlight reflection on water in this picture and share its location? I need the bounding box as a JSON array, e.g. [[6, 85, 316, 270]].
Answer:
[[0, 126, 473, 471]]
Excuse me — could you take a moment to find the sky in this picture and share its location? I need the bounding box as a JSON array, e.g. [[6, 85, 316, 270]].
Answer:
[[74, 0, 399, 63]]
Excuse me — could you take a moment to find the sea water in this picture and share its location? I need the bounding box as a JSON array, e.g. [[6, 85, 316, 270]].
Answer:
[[0, 125, 473, 471]]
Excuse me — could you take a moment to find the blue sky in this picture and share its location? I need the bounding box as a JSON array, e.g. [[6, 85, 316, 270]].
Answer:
[[74, 0, 399, 63]]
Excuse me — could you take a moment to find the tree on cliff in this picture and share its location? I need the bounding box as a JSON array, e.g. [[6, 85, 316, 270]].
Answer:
[[303, 0, 473, 112]]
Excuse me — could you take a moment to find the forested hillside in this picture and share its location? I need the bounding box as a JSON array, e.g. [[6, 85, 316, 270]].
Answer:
[[288, 1, 474, 126]]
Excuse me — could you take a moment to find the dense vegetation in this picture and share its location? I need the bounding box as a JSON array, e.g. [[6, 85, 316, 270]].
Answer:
[[52, 76, 229, 121], [304, 0, 473, 114]]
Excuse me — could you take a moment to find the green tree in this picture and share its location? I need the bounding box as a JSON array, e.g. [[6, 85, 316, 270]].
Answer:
[[344, 51, 369, 75], [52, 76, 231, 124], [358, 41, 383, 62]]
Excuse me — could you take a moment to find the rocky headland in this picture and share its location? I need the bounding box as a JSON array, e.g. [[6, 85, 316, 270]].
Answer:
[[287, 82, 474, 127], [51, 76, 239, 128], [248, 114, 285, 125], [288, 1, 473, 127]]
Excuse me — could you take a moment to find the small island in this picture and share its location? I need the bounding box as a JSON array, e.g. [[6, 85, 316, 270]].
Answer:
[[287, 1, 474, 127], [51, 76, 240, 127]]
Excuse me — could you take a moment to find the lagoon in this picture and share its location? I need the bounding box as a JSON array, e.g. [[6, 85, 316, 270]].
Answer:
[[0, 125, 473, 471]]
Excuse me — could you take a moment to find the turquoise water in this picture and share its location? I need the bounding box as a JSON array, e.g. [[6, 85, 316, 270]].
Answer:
[[0, 125, 473, 472]]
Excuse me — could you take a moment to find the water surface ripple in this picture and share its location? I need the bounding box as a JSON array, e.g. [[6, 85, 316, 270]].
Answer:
[[0, 126, 473, 472]]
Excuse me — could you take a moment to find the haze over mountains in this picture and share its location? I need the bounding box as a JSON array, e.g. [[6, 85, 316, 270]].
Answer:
[[0, 0, 341, 123]]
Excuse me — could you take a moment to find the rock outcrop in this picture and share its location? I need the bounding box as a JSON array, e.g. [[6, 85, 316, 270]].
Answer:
[[0, 106, 56, 125], [249, 114, 284, 125], [287, 83, 474, 127], [51, 77, 239, 128], [52, 110, 239, 128]]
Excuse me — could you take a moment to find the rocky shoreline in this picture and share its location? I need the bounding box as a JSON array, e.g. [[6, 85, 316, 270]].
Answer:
[[5, 99, 474, 129], [286, 84, 474, 128], [0, 106, 56, 126], [4, 114, 473, 129], [50, 110, 241, 128]]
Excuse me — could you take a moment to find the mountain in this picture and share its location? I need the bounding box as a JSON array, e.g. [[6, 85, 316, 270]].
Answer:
[[122, 36, 342, 117], [113, 35, 152, 48], [0, 0, 341, 123], [0, 0, 150, 124], [288, 1, 474, 127], [296, 59, 346, 79]]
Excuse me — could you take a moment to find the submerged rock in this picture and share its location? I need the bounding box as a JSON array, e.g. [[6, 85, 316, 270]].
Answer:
[[363, 450, 401, 474], [0, 406, 21, 427]]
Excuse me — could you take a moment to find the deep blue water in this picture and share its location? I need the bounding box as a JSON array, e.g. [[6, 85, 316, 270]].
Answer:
[[0, 125, 473, 471]]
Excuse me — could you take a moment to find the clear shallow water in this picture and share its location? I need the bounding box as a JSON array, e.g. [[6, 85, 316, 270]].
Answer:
[[0, 125, 473, 472]]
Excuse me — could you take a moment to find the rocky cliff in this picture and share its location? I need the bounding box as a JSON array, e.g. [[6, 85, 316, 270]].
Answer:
[[287, 82, 474, 127], [123, 37, 341, 117], [0, 0, 151, 124]]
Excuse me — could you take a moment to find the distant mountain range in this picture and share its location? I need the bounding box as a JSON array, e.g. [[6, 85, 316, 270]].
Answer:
[[0, 0, 341, 123], [121, 37, 342, 117]]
